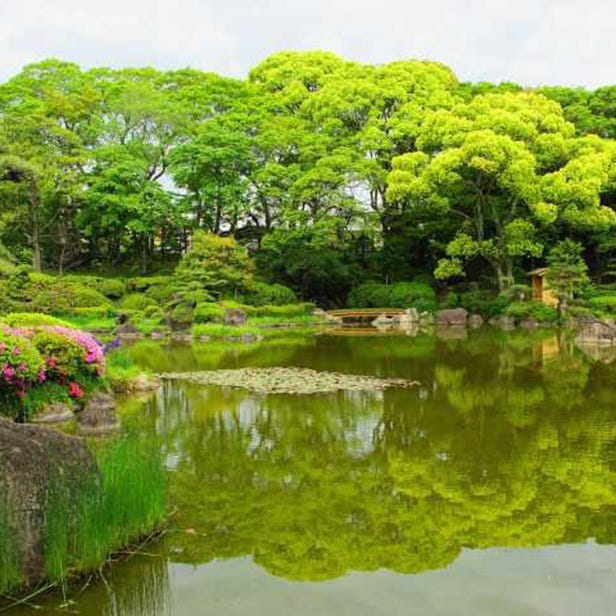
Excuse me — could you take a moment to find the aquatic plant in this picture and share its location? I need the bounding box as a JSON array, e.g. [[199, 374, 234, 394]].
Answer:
[[160, 367, 419, 395], [43, 435, 166, 586], [0, 494, 21, 594]]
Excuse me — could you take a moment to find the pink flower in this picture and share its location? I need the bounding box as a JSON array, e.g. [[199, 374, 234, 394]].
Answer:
[[0, 343, 6, 351], [68, 381, 83, 399], [12, 347, 20, 355], [17, 363, 27, 371], [85, 352, 96, 364], [38, 369, 46, 383], [2, 364, 14, 380]]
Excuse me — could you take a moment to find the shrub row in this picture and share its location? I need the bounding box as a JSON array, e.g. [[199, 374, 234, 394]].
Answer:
[[348, 281, 436, 312]]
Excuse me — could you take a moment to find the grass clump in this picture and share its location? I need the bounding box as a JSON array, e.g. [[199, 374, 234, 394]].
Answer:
[[43, 436, 166, 585]]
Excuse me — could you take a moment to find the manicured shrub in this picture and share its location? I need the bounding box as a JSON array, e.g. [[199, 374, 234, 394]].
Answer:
[[348, 281, 436, 311], [505, 301, 558, 323], [169, 303, 194, 328], [126, 276, 173, 292], [0, 331, 46, 396], [588, 295, 616, 312], [0, 324, 107, 419], [347, 282, 391, 308], [145, 283, 177, 304], [250, 303, 315, 317], [63, 275, 126, 300], [458, 290, 508, 318], [388, 282, 436, 311], [194, 302, 224, 324], [72, 306, 115, 318], [120, 294, 157, 311], [142, 305, 164, 320], [243, 282, 297, 306], [3, 313, 74, 328], [25, 275, 113, 314], [175, 232, 254, 298]]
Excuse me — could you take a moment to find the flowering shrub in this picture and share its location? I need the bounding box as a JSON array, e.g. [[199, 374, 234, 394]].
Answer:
[[0, 323, 107, 420], [0, 332, 46, 399]]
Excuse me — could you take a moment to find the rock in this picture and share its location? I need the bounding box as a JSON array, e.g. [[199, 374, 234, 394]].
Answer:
[[436, 308, 468, 326], [131, 374, 159, 392], [199, 335, 212, 343], [372, 314, 397, 328], [419, 312, 435, 324], [116, 321, 140, 337], [575, 317, 615, 346], [324, 314, 343, 325], [0, 417, 98, 585], [170, 332, 193, 343], [240, 333, 261, 343], [489, 315, 516, 331], [32, 403, 75, 424], [398, 308, 420, 328], [468, 314, 484, 329], [150, 330, 165, 340], [223, 308, 247, 326], [77, 392, 118, 436], [519, 318, 537, 330]]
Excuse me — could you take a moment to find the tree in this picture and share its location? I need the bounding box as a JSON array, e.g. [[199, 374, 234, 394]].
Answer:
[[386, 92, 616, 288], [175, 231, 254, 298], [546, 239, 589, 317]]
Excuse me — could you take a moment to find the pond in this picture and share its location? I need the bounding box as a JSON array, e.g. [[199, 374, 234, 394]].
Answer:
[[8, 328, 616, 615]]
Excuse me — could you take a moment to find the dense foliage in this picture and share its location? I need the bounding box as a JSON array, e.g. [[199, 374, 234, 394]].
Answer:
[[1, 52, 616, 306]]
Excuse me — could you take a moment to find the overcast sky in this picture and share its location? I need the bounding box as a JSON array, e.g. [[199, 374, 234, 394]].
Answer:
[[0, 0, 614, 87]]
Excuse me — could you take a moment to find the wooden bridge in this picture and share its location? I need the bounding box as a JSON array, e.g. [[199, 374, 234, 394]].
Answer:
[[327, 308, 406, 320]]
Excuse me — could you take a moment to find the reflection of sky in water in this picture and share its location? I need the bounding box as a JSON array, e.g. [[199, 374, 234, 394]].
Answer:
[[20, 331, 616, 615]]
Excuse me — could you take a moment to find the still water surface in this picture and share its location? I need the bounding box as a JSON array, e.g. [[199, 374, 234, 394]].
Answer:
[[10, 329, 616, 614]]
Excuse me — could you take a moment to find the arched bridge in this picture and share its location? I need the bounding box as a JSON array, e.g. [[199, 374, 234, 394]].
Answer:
[[327, 308, 406, 320]]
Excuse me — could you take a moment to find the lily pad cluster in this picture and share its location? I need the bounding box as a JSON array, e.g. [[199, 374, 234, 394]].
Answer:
[[159, 367, 419, 395]]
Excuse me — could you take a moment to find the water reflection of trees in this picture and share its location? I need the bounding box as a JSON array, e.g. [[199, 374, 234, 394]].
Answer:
[[131, 331, 616, 582]]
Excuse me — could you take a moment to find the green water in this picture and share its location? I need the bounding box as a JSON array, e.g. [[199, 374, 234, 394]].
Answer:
[[6, 329, 616, 615]]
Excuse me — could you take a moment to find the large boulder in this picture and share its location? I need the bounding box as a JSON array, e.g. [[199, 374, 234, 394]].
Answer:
[[468, 314, 484, 329], [0, 418, 98, 585], [77, 392, 118, 436], [436, 308, 467, 326], [489, 315, 516, 331], [32, 403, 75, 425], [223, 308, 247, 326]]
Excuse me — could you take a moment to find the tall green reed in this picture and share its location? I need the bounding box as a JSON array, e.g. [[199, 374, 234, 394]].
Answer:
[[43, 434, 166, 585]]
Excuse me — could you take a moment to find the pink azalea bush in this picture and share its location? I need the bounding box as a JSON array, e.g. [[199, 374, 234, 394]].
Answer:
[[0, 324, 107, 419]]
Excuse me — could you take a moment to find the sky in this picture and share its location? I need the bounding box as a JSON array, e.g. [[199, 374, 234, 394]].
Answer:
[[0, 0, 614, 87]]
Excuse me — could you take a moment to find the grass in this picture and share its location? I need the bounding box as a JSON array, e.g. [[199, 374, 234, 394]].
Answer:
[[58, 314, 116, 331], [191, 321, 322, 339], [105, 349, 145, 391], [0, 435, 166, 595], [0, 496, 21, 594]]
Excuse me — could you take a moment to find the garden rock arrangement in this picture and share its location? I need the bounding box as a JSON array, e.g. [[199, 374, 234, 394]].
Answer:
[[436, 308, 468, 326], [0, 417, 98, 585], [76, 392, 118, 436], [159, 367, 420, 395]]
